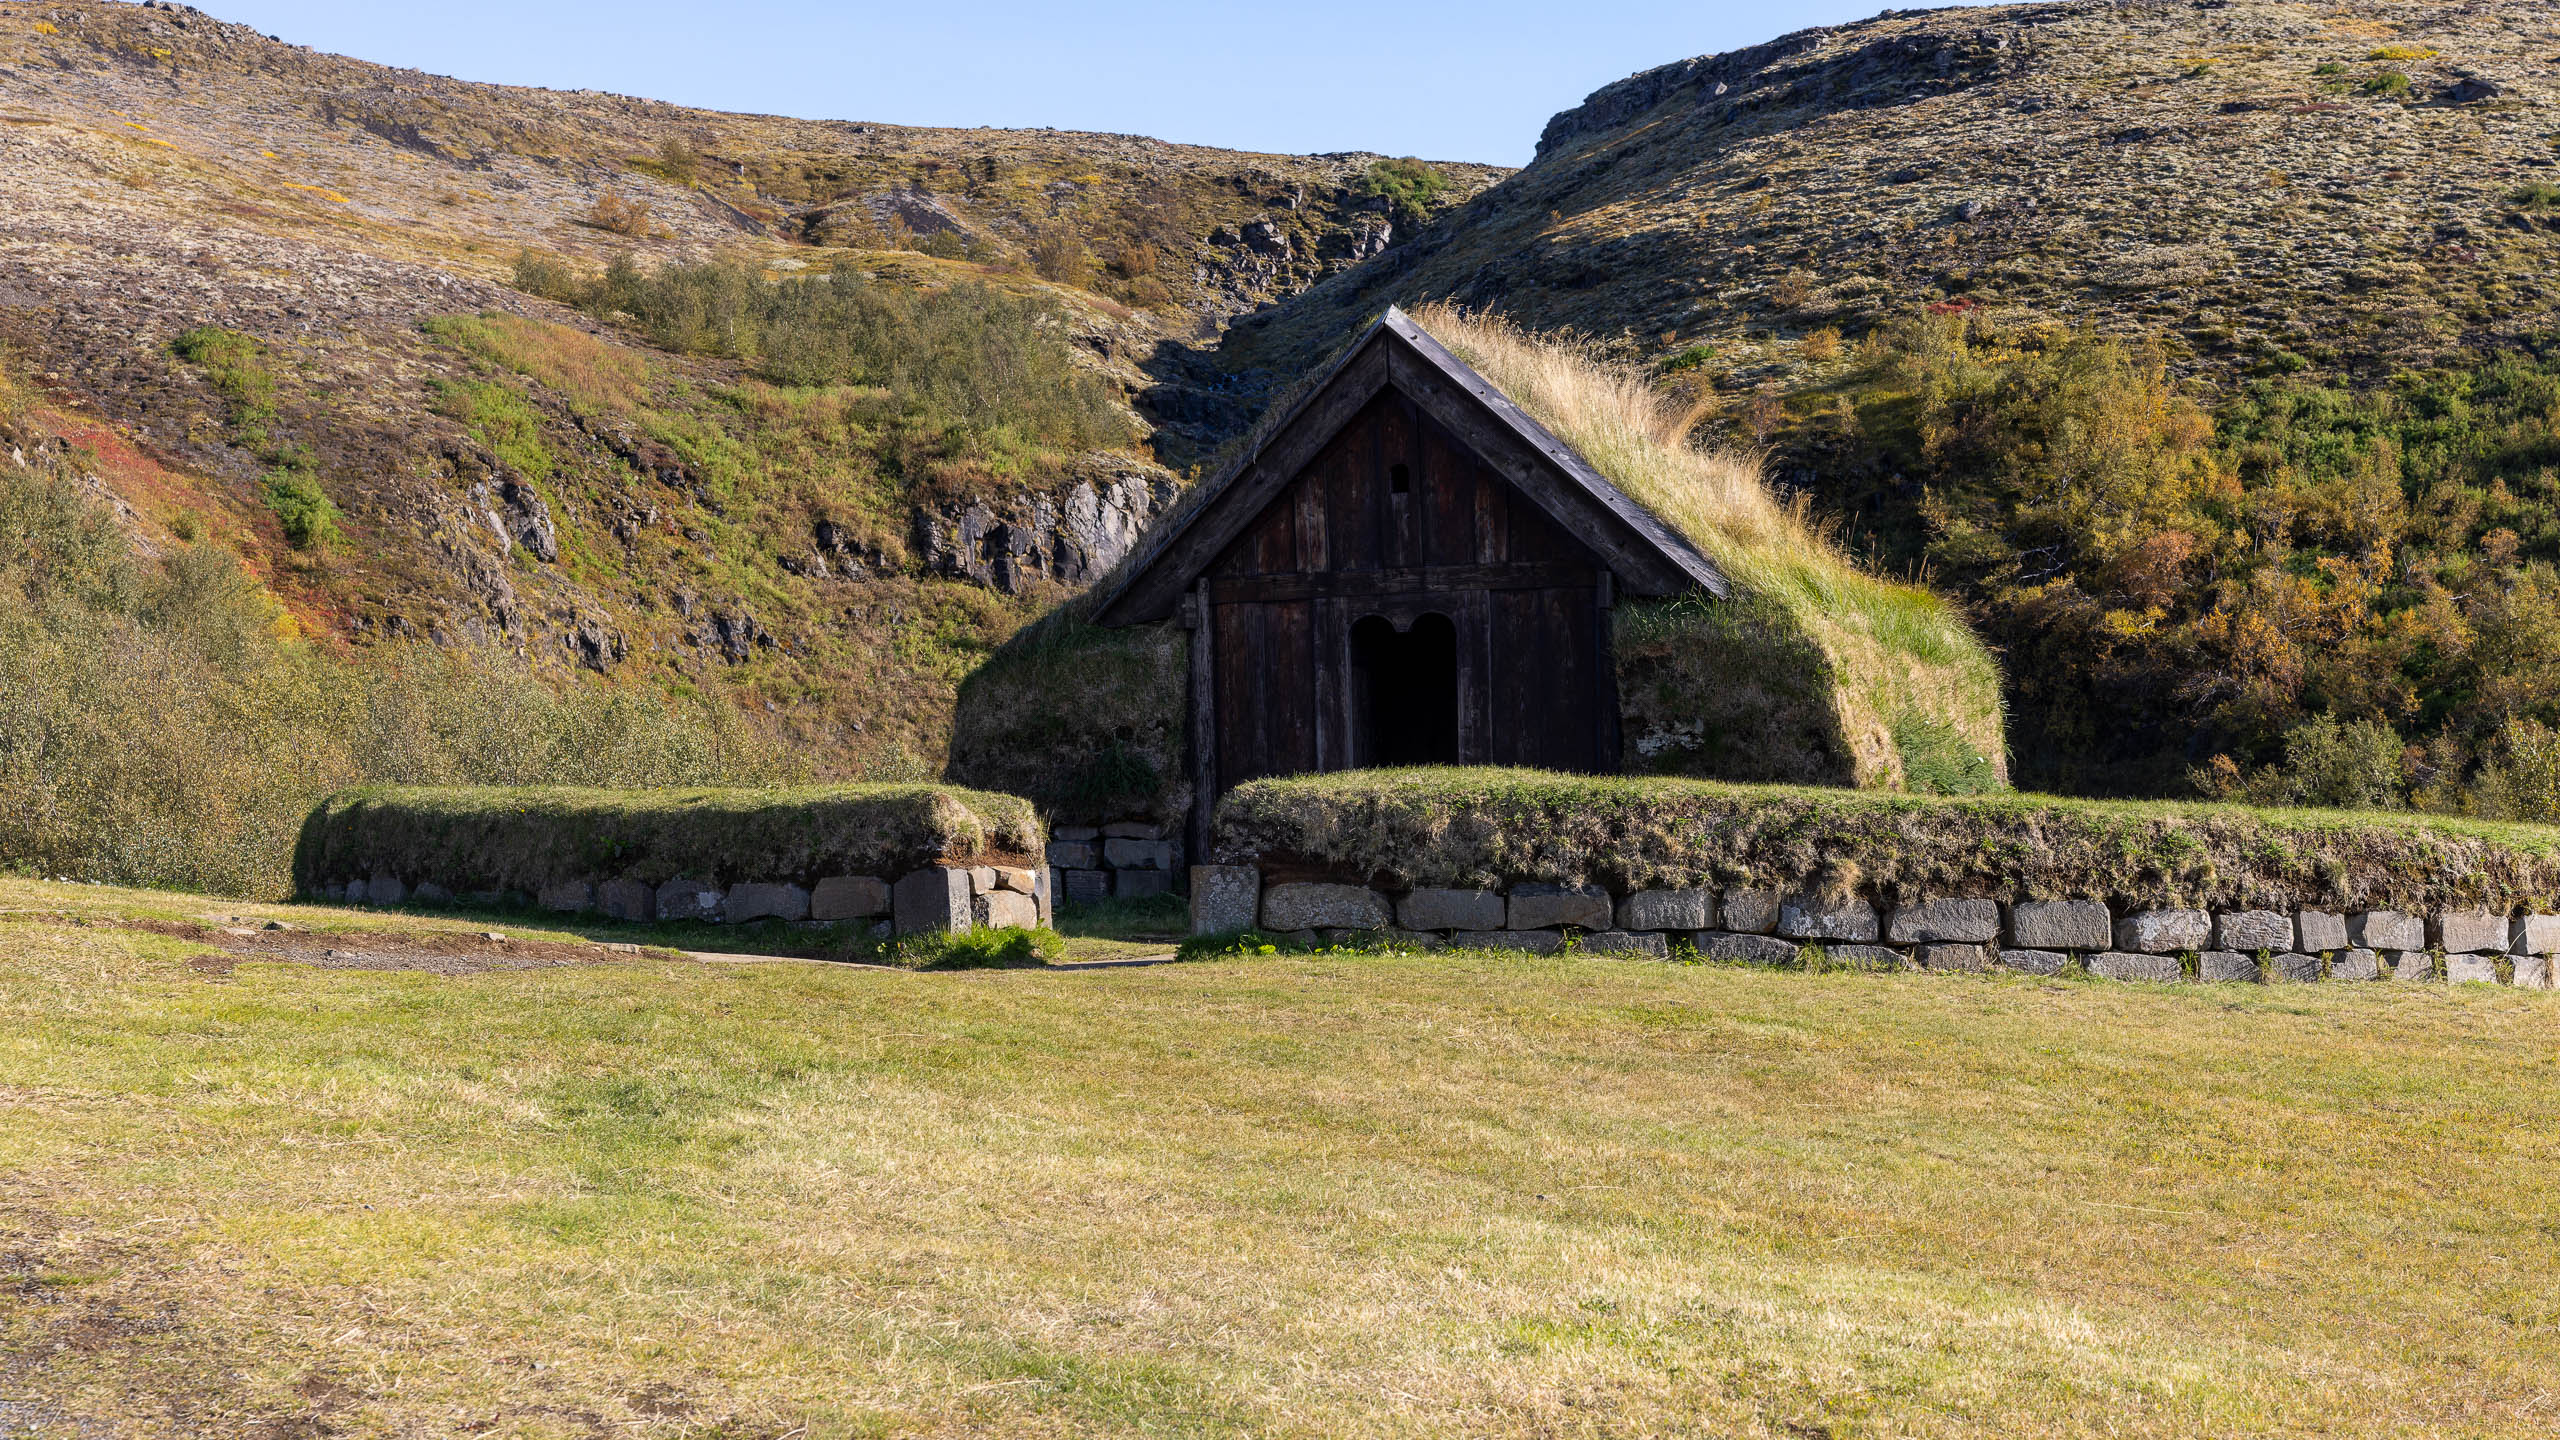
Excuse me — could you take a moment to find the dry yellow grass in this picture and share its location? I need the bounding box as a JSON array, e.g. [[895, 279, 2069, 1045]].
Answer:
[[1409, 305, 2007, 792], [5, 877, 2560, 1436]]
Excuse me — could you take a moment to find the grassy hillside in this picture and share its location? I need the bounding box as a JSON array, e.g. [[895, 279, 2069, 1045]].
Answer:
[[0, 0, 1502, 808], [6, 878, 2560, 1436], [1220, 0, 2560, 391], [1201, 0, 2560, 814]]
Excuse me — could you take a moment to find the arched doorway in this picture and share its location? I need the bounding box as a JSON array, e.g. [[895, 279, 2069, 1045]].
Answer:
[[1349, 612, 1460, 766]]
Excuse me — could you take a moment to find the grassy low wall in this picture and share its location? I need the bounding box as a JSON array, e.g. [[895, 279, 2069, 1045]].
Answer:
[[1213, 768, 2560, 912], [294, 784, 1043, 896]]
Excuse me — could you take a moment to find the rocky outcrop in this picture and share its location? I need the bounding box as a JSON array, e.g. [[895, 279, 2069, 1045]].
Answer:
[[914, 465, 1181, 595]]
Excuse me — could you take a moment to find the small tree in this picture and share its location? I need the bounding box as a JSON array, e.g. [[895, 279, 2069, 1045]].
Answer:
[[1029, 223, 1090, 286]]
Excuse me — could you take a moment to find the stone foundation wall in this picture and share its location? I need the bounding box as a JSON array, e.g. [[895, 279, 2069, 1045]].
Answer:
[[317, 862, 1052, 937], [1188, 868, 2560, 988], [1047, 821, 1185, 906]]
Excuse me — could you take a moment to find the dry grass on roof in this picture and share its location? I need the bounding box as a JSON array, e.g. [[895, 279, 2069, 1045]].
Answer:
[[1411, 303, 2009, 790]]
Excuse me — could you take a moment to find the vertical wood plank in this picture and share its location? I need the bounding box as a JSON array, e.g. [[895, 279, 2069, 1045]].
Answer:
[[1187, 579, 1217, 864], [1594, 575, 1622, 773], [1379, 396, 1417, 569], [1474, 453, 1508, 564], [1330, 402, 1382, 572], [1264, 599, 1316, 775], [1312, 595, 1342, 773]]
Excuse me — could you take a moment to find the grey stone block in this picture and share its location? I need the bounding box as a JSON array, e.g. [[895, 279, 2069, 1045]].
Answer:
[[1189, 866, 1260, 935], [1398, 887, 1506, 932], [727, 882, 809, 923], [1617, 888, 1714, 932], [412, 881, 454, 905], [1918, 942, 1993, 972], [598, 878, 654, 922], [2513, 954, 2552, 990], [539, 880, 594, 914], [1044, 840, 1099, 870], [989, 866, 1037, 894], [2515, 915, 2560, 956], [1060, 868, 1110, 905], [2008, 900, 2113, 951], [2213, 910, 2292, 952], [811, 875, 891, 921], [1051, 825, 1100, 842], [1697, 931, 1799, 965], [2328, 948, 2382, 981], [2446, 953, 2501, 985], [367, 872, 408, 907], [1104, 837, 1174, 871], [892, 867, 971, 936], [1452, 928, 1562, 954], [1721, 888, 1780, 934], [2389, 950, 2435, 982], [1263, 883, 1391, 932], [1825, 944, 1907, 971], [1888, 898, 2000, 945], [1508, 883, 1612, 931], [1032, 864, 1052, 927], [2115, 909, 2209, 954], [2295, 910, 2350, 953], [1998, 948, 2069, 976], [1115, 869, 1171, 899], [2088, 951, 2183, 982], [1581, 930, 1671, 959], [2436, 911, 2511, 955], [656, 880, 725, 923], [977, 890, 1038, 930], [2353, 910, 2424, 951], [2198, 950, 2260, 983], [2267, 952, 2323, 984], [1778, 896, 1879, 942], [1102, 821, 1163, 839], [969, 866, 999, 895]]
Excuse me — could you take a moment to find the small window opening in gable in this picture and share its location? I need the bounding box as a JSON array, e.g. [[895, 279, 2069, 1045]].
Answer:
[[1389, 463, 1411, 495]]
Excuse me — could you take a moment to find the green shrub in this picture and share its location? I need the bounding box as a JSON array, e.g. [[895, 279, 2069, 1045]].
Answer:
[[507, 253, 1131, 452], [261, 464, 338, 549], [1353, 157, 1453, 226], [2511, 182, 2560, 209], [2363, 71, 2412, 97]]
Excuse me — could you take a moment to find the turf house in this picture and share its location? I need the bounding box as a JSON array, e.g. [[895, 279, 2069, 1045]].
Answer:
[[949, 306, 2009, 872]]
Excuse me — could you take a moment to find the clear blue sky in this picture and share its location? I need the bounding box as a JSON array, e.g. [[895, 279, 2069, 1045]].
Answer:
[[200, 1, 1997, 167]]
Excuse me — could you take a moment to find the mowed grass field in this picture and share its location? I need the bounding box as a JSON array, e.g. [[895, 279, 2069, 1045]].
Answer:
[[3, 880, 2557, 1437]]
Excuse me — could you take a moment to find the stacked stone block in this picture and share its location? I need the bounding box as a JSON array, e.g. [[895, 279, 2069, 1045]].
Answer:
[[1191, 865, 2560, 990], [1047, 821, 1181, 905], [321, 860, 1050, 936]]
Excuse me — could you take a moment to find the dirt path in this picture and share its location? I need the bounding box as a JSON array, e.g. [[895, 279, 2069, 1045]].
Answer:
[[132, 918, 679, 977]]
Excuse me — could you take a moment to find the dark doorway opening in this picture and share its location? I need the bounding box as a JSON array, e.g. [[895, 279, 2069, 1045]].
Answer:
[[1350, 613, 1460, 766]]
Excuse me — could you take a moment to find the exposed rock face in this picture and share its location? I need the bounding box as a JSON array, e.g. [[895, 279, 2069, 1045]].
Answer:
[[914, 467, 1181, 594]]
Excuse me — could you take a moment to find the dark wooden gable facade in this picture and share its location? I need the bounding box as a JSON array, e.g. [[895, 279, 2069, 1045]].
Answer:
[[1094, 308, 1727, 850]]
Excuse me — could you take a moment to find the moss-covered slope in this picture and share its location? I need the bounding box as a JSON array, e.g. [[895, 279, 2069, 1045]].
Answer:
[[293, 784, 1042, 895], [1215, 769, 2560, 912]]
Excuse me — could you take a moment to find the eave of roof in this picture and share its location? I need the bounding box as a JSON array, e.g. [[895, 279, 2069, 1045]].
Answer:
[[1090, 305, 1728, 626]]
